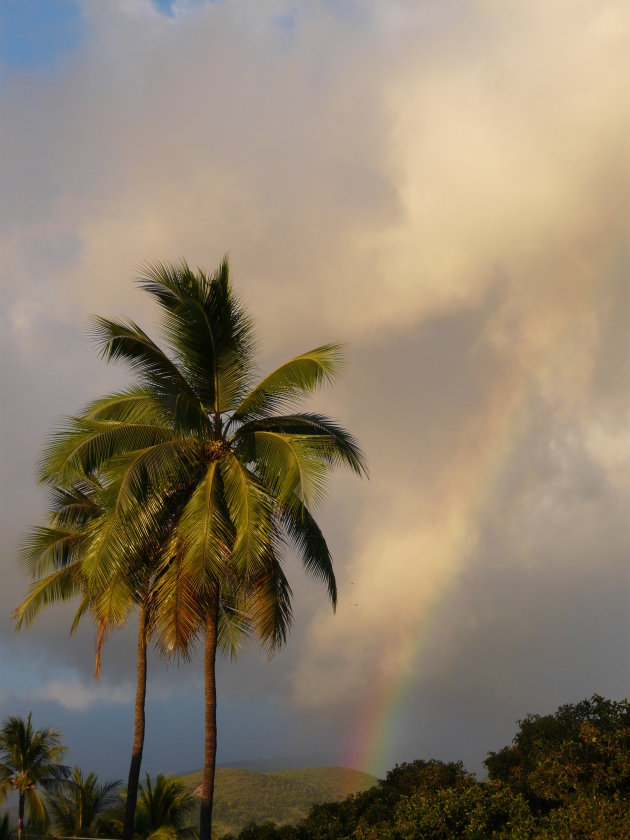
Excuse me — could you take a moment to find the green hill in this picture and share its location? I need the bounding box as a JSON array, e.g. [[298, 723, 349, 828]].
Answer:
[[1, 765, 376, 838], [178, 766, 377, 837]]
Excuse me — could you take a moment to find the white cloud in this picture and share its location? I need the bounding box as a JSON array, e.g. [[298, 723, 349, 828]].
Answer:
[[33, 677, 134, 711]]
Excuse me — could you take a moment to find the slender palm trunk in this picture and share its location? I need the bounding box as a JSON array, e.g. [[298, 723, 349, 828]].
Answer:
[[122, 600, 148, 840], [199, 591, 219, 840], [17, 792, 24, 840]]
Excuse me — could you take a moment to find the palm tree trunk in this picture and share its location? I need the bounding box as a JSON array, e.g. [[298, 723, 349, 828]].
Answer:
[[17, 792, 24, 840], [122, 600, 148, 840], [199, 590, 219, 840]]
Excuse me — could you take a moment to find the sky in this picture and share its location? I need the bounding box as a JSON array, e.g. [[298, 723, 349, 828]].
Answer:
[[1, 0, 629, 781]]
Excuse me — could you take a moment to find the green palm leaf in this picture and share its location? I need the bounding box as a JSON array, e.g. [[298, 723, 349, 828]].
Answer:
[[281, 502, 337, 607], [83, 387, 166, 423], [219, 452, 273, 576], [239, 430, 331, 509], [248, 552, 294, 657], [230, 344, 344, 422], [151, 549, 203, 659], [39, 418, 176, 485], [235, 412, 367, 477], [89, 317, 196, 400], [173, 461, 234, 586], [13, 565, 82, 630], [19, 525, 84, 579]]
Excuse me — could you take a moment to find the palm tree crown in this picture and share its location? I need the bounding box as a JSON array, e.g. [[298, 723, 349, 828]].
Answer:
[[21, 258, 367, 840], [134, 773, 198, 840], [45, 766, 121, 838], [0, 713, 68, 840]]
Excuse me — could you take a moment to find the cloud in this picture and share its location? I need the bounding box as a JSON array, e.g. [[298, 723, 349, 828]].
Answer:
[[33, 677, 134, 711], [1, 0, 628, 776]]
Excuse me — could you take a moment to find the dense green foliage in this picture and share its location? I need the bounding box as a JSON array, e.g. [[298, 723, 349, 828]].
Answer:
[[1, 696, 628, 837], [215, 695, 630, 839], [3, 621, 626, 838]]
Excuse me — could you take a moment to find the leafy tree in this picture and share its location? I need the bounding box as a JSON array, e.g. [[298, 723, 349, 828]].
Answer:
[[44, 765, 121, 837], [536, 792, 630, 839], [32, 259, 366, 840], [216, 696, 630, 839], [298, 760, 470, 839], [484, 694, 630, 815], [361, 779, 534, 840], [0, 713, 68, 840]]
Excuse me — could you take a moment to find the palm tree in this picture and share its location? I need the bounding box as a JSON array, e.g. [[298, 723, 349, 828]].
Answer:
[[98, 773, 198, 840], [134, 773, 198, 840], [0, 713, 68, 840], [14, 477, 156, 840], [45, 766, 121, 838], [14, 475, 250, 840], [34, 258, 367, 840]]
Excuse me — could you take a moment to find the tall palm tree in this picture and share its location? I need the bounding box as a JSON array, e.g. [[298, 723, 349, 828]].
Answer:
[[34, 258, 367, 840], [14, 475, 251, 840], [0, 713, 68, 840], [45, 766, 121, 838], [14, 478, 253, 840], [14, 476, 156, 840]]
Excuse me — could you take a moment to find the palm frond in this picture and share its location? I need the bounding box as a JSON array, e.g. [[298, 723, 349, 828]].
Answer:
[[136, 260, 194, 310], [234, 412, 368, 477], [103, 439, 201, 520], [25, 788, 46, 824], [19, 526, 84, 579], [88, 317, 197, 401], [230, 344, 344, 422], [139, 258, 255, 415], [215, 577, 252, 660], [39, 417, 176, 486], [280, 502, 337, 608], [49, 481, 102, 527], [219, 453, 273, 576], [69, 593, 91, 635], [151, 549, 203, 659], [83, 387, 166, 423], [248, 553, 294, 657], [172, 462, 234, 586], [13, 565, 83, 630], [237, 430, 330, 509]]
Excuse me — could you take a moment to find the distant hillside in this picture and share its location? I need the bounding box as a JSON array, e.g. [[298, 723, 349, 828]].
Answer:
[[1, 765, 376, 838], [179, 765, 377, 837]]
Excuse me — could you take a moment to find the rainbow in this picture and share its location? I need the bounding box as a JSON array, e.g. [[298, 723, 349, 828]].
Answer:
[[343, 278, 604, 777]]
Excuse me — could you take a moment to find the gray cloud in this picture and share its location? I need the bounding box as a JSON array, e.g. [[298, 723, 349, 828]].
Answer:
[[1, 0, 628, 778]]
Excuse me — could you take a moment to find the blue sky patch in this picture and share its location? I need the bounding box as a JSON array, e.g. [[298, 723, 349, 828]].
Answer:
[[0, 0, 83, 69], [152, 0, 176, 17]]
